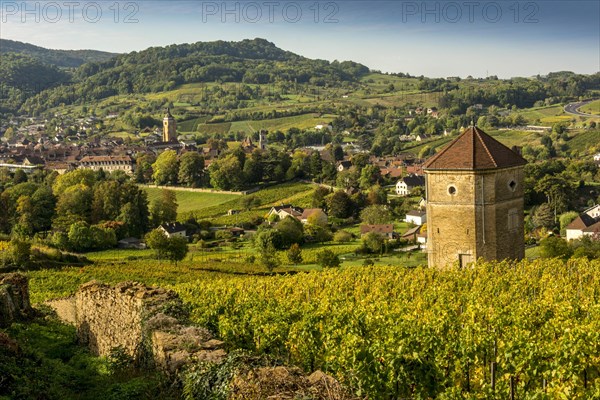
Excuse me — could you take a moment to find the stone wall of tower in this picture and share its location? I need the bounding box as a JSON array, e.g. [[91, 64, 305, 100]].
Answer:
[[426, 166, 525, 268], [426, 170, 478, 268], [163, 117, 177, 143]]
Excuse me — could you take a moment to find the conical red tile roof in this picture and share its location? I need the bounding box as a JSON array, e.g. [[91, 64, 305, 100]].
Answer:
[[423, 126, 527, 170]]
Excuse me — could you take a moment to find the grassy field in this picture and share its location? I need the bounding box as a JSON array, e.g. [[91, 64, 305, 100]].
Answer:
[[179, 113, 336, 135], [181, 181, 316, 222], [489, 129, 541, 148], [566, 129, 600, 155], [513, 104, 572, 124], [143, 187, 240, 214], [580, 99, 600, 115]]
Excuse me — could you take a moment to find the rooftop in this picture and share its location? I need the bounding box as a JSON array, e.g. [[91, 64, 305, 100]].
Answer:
[[423, 126, 527, 170]]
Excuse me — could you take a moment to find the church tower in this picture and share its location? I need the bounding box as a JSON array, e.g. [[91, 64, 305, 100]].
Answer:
[[163, 108, 177, 143], [423, 126, 527, 268], [258, 130, 267, 150]]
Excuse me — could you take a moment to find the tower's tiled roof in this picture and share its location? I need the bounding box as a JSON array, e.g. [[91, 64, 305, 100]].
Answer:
[[423, 126, 527, 170]]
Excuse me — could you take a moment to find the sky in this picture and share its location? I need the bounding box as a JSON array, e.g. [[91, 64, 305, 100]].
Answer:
[[1, 0, 599, 78]]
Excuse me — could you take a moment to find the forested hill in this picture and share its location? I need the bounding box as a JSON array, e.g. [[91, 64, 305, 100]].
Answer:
[[14, 38, 370, 114], [0, 39, 118, 68]]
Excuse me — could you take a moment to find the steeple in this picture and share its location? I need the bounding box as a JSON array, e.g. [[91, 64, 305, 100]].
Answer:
[[162, 108, 177, 143]]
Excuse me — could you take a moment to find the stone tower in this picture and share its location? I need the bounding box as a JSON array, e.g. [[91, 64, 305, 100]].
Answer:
[[258, 130, 267, 150], [423, 126, 527, 268], [162, 108, 177, 143]]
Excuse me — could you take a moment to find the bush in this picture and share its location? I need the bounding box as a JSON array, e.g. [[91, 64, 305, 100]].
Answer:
[[361, 232, 385, 254], [539, 236, 572, 259], [316, 249, 340, 268], [0, 239, 32, 267], [333, 230, 353, 243]]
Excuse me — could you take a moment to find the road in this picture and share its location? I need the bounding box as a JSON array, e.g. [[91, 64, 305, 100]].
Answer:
[[564, 99, 598, 117]]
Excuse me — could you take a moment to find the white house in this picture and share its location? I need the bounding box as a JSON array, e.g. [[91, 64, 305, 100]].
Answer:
[[267, 205, 327, 225], [395, 175, 425, 196], [565, 205, 600, 241], [337, 161, 352, 172], [405, 210, 426, 226], [594, 153, 600, 163], [159, 222, 187, 238], [315, 124, 333, 132]]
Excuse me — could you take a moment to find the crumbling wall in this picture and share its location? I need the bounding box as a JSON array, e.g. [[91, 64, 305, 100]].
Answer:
[[48, 280, 225, 373], [0, 273, 32, 327]]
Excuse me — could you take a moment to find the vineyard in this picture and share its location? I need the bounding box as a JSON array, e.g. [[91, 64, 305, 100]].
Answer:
[[27, 257, 600, 399]]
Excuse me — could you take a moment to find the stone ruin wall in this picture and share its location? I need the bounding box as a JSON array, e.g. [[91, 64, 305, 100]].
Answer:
[[75, 281, 149, 358], [47, 280, 226, 374], [0, 273, 32, 327]]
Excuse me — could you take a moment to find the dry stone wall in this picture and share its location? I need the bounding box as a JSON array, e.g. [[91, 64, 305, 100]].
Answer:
[[48, 280, 226, 374], [0, 273, 32, 327]]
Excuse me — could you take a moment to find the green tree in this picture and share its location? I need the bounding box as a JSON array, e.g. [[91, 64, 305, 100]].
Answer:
[[360, 205, 392, 225], [326, 191, 354, 219], [178, 152, 205, 187], [333, 230, 353, 243], [366, 185, 387, 206], [150, 190, 178, 227], [54, 184, 93, 230], [275, 216, 304, 248], [532, 203, 556, 230], [164, 236, 189, 266], [362, 232, 385, 254], [91, 181, 122, 223], [254, 229, 282, 271], [209, 154, 244, 190], [358, 165, 381, 189], [287, 243, 303, 265], [539, 236, 572, 259], [6, 238, 31, 267], [67, 221, 95, 252], [145, 228, 169, 258], [152, 150, 180, 185], [52, 169, 96, 196], [316, 249, 340, 268], [145, 228, 188, 265], [135, 153, 155, 183], [311, 186, 331, 209], [534, 175, 573, 217]]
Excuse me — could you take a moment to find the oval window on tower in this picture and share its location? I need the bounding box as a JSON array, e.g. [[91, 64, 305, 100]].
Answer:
[[508, 180, 517, 192], [448, 185, 457, 195]]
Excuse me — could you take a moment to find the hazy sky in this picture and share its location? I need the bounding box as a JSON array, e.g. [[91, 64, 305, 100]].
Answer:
[[1, 0, 598, 78]]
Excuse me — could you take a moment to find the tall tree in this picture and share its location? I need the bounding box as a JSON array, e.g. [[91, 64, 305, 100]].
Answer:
[[152, 150, 180, 185], [209, 154, 244, 190], [178, 152, 205, 187], [150, 189, 178, 227]]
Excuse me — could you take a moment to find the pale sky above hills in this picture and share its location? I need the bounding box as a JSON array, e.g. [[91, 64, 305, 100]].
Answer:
[[1, 0, 598, 78]]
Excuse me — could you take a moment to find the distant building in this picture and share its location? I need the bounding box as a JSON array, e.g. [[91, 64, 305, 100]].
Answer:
[[395, 174, 425, 196], [78, 155, 134, 174], [118, 237, 146, 249], [158, 222, 187, 238], [566, 205, 600, 241], [162, 108, 177, 143], [337, 160, 353, 172], [405, 210, 426, 226], [258, 130, 267, 150], [267, 205, 327, 225], [594, 153, 600, 163], [360, 224, 395, 239]]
